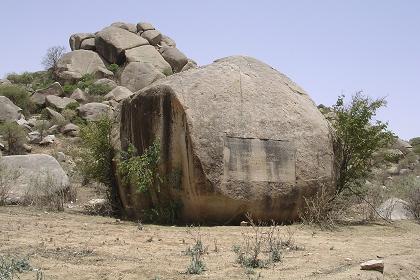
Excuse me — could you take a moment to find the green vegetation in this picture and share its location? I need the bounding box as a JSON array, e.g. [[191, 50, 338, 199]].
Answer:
[[329, 93, 394, 196], [0, 122, 27, 155], [63, 84, 77, 94], [0, 255, 43, 280], [65, 102, 79, 111], [185, 228, 207, 275], [87, 83, 112, 96], [79, 116, 120, 212], [118, 141, 161, 193], [7, 71, 55, 91], [410, 137, 420, 155], [0, 84, 34, 115], [107, 63, 119, 73], [76, 73, 95, 89]]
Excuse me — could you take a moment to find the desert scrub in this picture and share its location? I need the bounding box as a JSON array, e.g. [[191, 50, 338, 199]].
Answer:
[[0, 163, 21, 205], [76, 73, 95, 89], [0, 255, 43, 280], [233, 214, 288, 269], [185, 227, 207, 274], [0, 84, 34, 114], [117, 140, 161, 193]]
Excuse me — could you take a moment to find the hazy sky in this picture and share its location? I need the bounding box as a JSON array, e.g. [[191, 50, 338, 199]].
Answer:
[[1, 1, 419, 140]]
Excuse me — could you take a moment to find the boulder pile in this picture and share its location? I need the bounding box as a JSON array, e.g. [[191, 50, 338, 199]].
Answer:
[[59, 22, 196, 91]]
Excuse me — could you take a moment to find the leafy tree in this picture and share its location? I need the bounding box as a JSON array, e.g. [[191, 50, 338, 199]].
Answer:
[[78, 116, 121, 213], [42, 46, 66, 73], [0, 122, 27, 155], [329, 92, 394, 196]]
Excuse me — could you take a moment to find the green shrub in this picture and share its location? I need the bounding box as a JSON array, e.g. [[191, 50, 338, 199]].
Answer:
[[6, 71, 54, 91], [87, 83, 112, 96], [6, 72, 34, 85], [117, 141, 161, 193], [0, 122, 27, 155], [65, 102, 80, 111], [63, 84, 77, 94], [107, 64, 119, 73], [410, 137, 420, 155], [0, 85, 34, 115], [61, 109, 77, 122], [78, 116, 120, 212], [76, 74, 95, 89]]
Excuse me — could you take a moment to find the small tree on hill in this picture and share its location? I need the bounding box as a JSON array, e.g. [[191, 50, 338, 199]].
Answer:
[[42, 46, 65, 73], [329, 92, 394, 196]]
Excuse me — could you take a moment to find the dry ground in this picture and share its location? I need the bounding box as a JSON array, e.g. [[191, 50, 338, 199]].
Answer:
[[1, 206, 419, 280]]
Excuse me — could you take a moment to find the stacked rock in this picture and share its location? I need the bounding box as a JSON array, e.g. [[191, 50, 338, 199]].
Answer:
[[58, 21, 197, 92]]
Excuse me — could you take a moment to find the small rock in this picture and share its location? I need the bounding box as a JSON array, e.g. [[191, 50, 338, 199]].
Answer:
[[40, 134, 56, 145], [360, 259, 384, 273], [28, 131, 42, 144], [240, 221, 248, 227], [56, 152, 66, 162], [23, 144, 32, 153]]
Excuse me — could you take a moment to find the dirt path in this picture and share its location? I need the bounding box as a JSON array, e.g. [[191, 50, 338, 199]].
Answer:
[[1, 206, 419, 280]]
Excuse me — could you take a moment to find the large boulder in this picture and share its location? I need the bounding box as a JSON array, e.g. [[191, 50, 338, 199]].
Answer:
[[141, 30, 162, 46], [124, 45, 172, 75], [45, 107, 65, 124], [377, 198, 413, 220], [159, 46, 188, 73], [118, 56, 334, 223], [56, 50, 113, 82], [0, 96, 22, 122], [45, 95, 77, 111], [0, 154, 69, 203], [33, 82, 64, 101], [77, 102, 113, 121], [95, 26, 149, 64], [70, 88, 87, 102], [104, 86, 134, 102], [110, 22, 137, 33], [93, 78, 118, 90], [69, 33, 95, 50], [80, 38, 96, 51], [119, 62, 165, 92]]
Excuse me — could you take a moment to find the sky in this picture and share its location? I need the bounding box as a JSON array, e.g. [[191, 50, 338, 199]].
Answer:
[[0, 0, 419, 140]]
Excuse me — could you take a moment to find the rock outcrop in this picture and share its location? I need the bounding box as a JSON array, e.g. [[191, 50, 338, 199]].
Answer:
[[118, 56, 334, 223], [58, 21, 196, 94]]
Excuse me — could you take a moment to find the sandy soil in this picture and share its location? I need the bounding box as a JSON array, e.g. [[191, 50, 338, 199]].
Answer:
[[1, 206, 419, 280]]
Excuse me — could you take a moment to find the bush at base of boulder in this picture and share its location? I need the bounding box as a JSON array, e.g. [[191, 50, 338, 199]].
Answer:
[[0, 121, 27, 155], [0, 85, 33, 115]]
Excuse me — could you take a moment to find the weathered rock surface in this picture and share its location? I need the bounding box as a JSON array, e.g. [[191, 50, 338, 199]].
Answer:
[[159, 46, 188, 72], [111, 22, 137, 33], [141, 30, 162, 45], [104, 86, 133, 102], [80, 38, 96, 50], [45, 107, 65, 124], [160, 35, 176, 47], [69, 33, 95, 50], [0, 96, 22, 122], [118, 56, 334, 223], [61, 123, 79, 136], [93, 78, 118, 90], [32, 82, 64, 104], [360, 259, 384, 273], [77, 102, 113, 121], [56, 50, 113, 81], [124, 45, 172, 74], [136, 22, 155, 32], [120, 62, 165, 92], [0, 154, 69, 203], [45, 95, 77, 111], [70, 88, 87, 102], [95, 26, 149, 64]]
